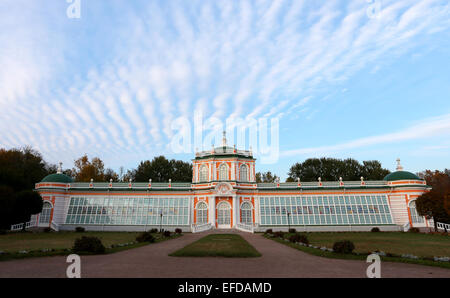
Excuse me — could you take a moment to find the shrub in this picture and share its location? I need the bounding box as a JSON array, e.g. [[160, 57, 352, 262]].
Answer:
[[0, 230, 7, 235], [163, 230, 171, 237], [408, 227, 420, 233], [332, 240, 355, 254], [273, 231, 285, 238], [136, 232, 155, 243], [72, 236, 105, 254], [289, 233, 309, 245], [175, 228, 182, 234], [265, 229, 273, 234], [149, 228, 158, 233], [43, 227, 52, 233], [371, 227, 380, 232], [75, 227, 85, 233], [288, 228, 296, 233]]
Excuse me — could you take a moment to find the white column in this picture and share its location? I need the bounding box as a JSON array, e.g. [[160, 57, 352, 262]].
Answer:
[[209, 196, 216, 227], [254, 196, 259, 225], [233, 195, 238, 227]]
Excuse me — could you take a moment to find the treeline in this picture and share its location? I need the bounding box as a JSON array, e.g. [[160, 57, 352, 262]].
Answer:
[[1, 147, 449, 230], [65, 155, 193, 183], [286, 158, 390, 182]]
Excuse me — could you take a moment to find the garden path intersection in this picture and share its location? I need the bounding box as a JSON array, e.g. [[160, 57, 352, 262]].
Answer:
[[0, 231, 449, 278]]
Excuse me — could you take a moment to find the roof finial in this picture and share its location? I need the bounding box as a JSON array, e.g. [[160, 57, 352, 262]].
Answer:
[[222, 130, 227, 146], [396, 158, 403, 171], [57, 162, 63, 174]]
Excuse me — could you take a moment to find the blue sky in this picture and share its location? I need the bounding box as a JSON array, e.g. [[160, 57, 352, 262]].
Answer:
[[1, 0, 450, 180]]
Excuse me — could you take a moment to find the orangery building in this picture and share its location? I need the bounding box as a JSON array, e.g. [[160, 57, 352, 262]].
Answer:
[[30, 134, 432, 233]]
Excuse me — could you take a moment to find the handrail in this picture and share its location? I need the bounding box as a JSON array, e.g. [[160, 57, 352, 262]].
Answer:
[[437, 222, 450, 231], [10, 221, 35, 231], [191, 223, 213, 233], [403, 222, 410, 232], [236, 222, 254, 233], [50, 222, 59, 232]]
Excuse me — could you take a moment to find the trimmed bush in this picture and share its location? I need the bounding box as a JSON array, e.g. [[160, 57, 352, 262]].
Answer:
[[273, 231, 285, 238], [265, 229, 273, 234], [332, 240, 355, 254], [288, 228, 296, 233], [43, 227, 52, 233], [72, 236, 105, 254], [371, 227, 380, 232], [175, 228, 182, 234], [75, 227, 85, 233], [289, 233, 309, 245], [149, 228, 158, 233], [136, 232, 155, 243], [163, 230, 171, 237]]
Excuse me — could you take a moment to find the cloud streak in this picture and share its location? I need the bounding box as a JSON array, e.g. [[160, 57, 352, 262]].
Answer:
[[0, 0, 449, 169]]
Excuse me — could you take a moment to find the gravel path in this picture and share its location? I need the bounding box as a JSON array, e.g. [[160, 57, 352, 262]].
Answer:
[[0, 231, 448, 278]]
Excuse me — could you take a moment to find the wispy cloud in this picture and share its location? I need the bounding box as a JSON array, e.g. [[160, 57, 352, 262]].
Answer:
[[282, 113, 450, 157], [0, 0, 449, 169]]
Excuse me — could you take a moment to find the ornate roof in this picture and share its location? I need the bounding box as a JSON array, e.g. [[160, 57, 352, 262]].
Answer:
[[383, 171, 421, 181], [41, 173, 73, 183]]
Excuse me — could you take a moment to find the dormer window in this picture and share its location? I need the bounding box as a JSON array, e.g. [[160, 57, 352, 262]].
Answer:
[[240, 164, 248, 182], [219, 164, 228, 181], [199, 165, 208, 182]]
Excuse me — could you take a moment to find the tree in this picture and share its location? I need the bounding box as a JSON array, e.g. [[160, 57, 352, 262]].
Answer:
[[130, 156, 192, 182], [415, 170, 450, 231], [0, 146, 53, 192], [287, 158, 390, 182], [104, 168, 119, 182], [12, 190, 43, 230], [0, 185, 15, 229], [361, 160, 391, 180], [256, 171, 279, 183], [72, 154, 118, 182]]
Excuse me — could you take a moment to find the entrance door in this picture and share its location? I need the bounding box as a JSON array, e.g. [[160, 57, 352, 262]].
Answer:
[[217, 201, 231, 229]]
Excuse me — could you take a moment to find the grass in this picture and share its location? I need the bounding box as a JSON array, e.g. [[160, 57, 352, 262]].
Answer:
[[170, 234, 261, 258], [0, 231, 181, 261], [264, 232, 450, 269], [295, 232, 450, 257]]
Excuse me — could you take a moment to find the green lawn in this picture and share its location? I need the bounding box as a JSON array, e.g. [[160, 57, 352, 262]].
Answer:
[[0, 231, 181, 261], [170, 234, 261, 258], [298, 232, 450, 258], [0, 231, 141, 252], [265, 232, 450, 269]]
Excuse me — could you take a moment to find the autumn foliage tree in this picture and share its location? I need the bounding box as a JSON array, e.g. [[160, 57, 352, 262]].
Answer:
[[73, 155, 118, 182], [415, 170, 450, 231]]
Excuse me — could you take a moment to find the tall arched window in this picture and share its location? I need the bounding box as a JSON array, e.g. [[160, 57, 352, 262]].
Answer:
[[240, 164, 248, 182], [409, 201, 424, 224], [199, 165, 208, 182], [240, 202, 252, 224], [219, 164, 228, 181], [39, 202, 52, 224], [196, 202, 208, 224]]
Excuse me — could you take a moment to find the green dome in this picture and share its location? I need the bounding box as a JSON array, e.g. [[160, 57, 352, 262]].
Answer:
[[41, 173, 73, 183], [383, 171, 421, 181]]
